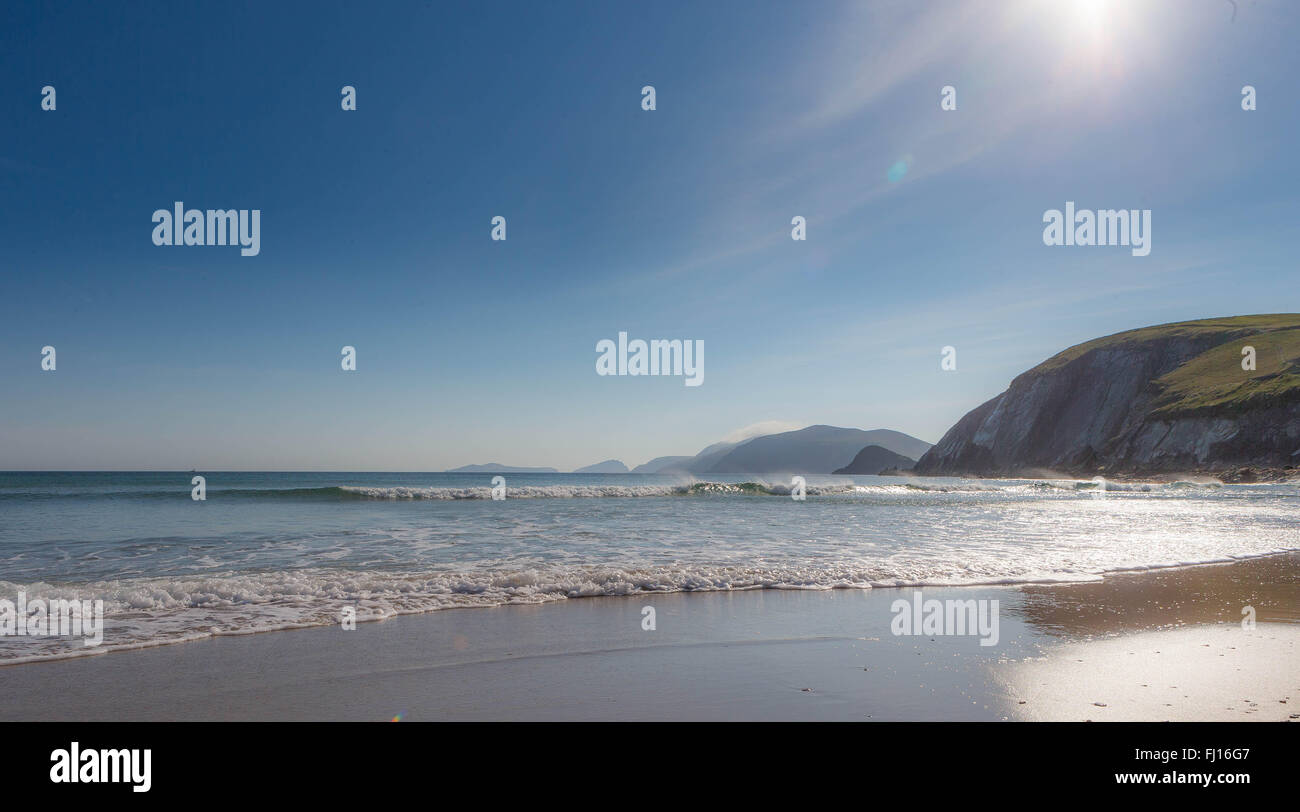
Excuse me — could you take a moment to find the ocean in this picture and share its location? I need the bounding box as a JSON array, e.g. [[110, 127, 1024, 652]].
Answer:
[[1, 470, 1296, 663]]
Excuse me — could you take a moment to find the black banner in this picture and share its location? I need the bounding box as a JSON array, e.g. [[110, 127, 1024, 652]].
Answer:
[[12, 722, 1292, 799]]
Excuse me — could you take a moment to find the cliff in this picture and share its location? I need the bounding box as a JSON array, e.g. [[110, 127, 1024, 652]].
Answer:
[[913, 315, 1300, 478]]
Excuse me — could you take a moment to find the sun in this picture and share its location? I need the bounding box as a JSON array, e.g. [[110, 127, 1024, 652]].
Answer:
[[1047, 0, 1152, 78], [1074, 0, 1109, 22], [1070, 0, 1112, 34]]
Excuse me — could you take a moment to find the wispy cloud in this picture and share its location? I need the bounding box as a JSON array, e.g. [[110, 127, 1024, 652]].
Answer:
[[721, 419, 804, 443]]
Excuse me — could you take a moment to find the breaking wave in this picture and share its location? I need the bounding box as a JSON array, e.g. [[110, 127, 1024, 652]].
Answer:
[[5, 546, 1296, 664]]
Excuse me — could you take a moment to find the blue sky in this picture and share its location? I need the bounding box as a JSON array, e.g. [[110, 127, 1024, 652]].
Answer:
[[1, 0, 1296, 471]]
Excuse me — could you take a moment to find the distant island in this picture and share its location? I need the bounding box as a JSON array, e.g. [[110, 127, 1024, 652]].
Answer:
[[572, 460, 630, 474], [915, 314, 1300, 481], [446, 463, 560, 473], [832, 445, 916, 475]]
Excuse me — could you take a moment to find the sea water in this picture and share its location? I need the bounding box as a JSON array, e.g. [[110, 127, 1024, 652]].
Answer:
[[1, 470, 1296, 662]]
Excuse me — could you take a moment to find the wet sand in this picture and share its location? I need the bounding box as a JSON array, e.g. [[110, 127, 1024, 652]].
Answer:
[[1, 553, 1296, 721], [999, 623, 1298, 721]]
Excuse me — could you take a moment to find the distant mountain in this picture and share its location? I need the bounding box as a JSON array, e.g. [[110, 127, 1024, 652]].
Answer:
[[915, 315, 1300, 478], [679, 439, 747, 473], [706, 426, 932, 474], [573, 459, 629, 474], [626, 441, 746, 474], [451, 424, 934, 478], [630, 456, 693, 473], [832, 445, 917, 475], [447, 463, 560, 473]]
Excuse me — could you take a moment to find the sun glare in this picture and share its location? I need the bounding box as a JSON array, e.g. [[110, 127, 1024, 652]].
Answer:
[[1073, 0, 1110, 29], [1046, 0, 1156, 82]]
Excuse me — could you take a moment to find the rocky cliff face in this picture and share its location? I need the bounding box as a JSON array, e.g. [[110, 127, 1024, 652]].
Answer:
[[914, 316, 1300, 477]]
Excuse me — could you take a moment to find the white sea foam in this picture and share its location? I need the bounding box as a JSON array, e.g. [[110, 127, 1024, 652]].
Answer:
[[3, 545, 1297, 664]]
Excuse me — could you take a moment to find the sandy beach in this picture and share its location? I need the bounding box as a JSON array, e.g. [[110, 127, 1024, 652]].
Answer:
[[2, 553, 1295, 722]]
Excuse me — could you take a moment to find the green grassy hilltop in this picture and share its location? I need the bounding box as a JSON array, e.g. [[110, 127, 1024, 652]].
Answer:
[[1034, 314, 1300, 417]]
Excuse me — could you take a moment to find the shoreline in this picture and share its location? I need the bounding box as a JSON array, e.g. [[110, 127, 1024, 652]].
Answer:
[[3, 549, 1297, 670], [1, 553, 1295, 721]]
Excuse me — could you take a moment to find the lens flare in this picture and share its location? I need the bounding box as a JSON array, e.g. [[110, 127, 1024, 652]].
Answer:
[[887, 157, 911, 183]]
